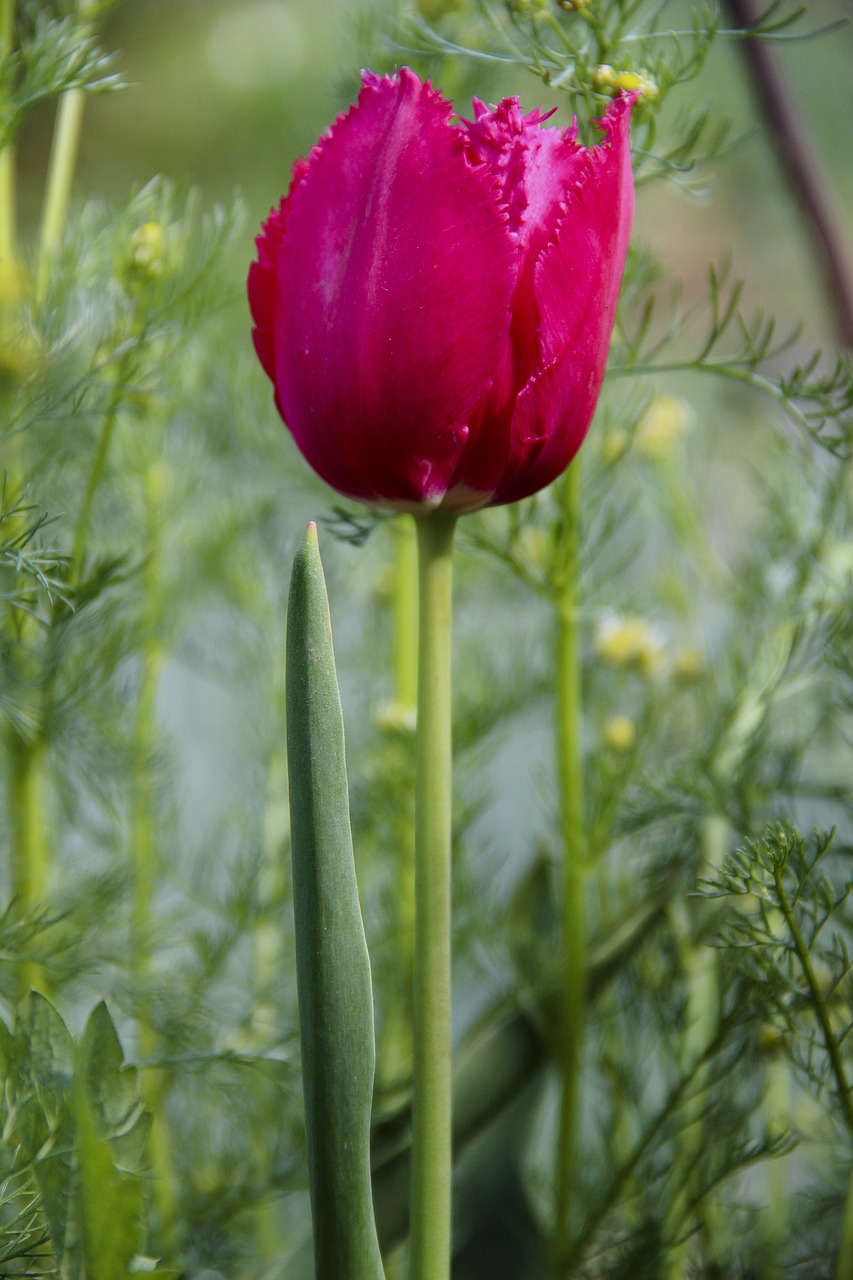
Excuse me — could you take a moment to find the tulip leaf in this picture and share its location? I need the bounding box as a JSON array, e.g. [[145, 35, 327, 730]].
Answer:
[[286, 523, 385, 1280]]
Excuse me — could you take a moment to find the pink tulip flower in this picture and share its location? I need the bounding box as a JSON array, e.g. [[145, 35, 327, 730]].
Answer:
[[249, 68, 636, 513]]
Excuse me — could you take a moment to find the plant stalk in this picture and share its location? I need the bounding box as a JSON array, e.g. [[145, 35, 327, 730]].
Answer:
[[131, 462, 176, 1244], [775, 868, 853, 1279], [554, 459, 586, 1272], [37, 89, 86, 296], [409, 510, 456, 1280], [71, 379, 123, 582], [0, 0, 16, 290], [394, 516, 419, 716], [663, 814, 727, 1277]]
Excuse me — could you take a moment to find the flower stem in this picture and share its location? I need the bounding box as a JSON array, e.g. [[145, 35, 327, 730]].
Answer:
[[409, 510, 456, 1280], [553, 460, 586, 1271], [394, 516, 418, 715]]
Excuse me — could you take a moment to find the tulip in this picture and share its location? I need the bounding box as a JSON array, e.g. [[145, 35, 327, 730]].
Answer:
[[249, 68, 636, 513], [255, 70, 638, 1280]]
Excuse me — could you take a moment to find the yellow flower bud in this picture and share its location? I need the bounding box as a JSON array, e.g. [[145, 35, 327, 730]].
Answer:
[[603, 715, 636, 752], [634, 395, 694, 458], [612, 70, 659, 102], [592, 66, 659, 103], [118, 222, 171, 292], [595, 613, 665, 675], [591, 65, 616, 90]]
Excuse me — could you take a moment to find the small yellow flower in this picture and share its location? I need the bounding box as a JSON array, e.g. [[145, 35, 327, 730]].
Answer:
[[595, 612, 665, 675], [634, 395, 694, 458], [603, 715, 636, 752]]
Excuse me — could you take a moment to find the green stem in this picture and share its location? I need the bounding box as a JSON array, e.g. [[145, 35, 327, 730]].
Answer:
[[409, 510, 456, 1280], [554, 461, 586, 1272], [775, 870, 853, 1135], [761, 1050, 789, 1280], [37, 88, 86, 296], [664, 814, 727, 1277], [71, 377, 123, 582], [0, 0, 16, 288], [394, 516, 418, 715], [131, 463, 176, 1244]]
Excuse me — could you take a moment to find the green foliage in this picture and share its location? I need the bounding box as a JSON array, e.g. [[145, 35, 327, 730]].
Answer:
[[702, 825, 853, 1130], [0, 995, 168, 1278], [1, 3, 122, 148]]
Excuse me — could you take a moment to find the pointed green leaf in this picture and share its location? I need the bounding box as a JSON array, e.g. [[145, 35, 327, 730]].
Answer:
[[80, 1002, 149, 1173], [286, 523, 385, 1280], [76, 1005, 145, 1280]]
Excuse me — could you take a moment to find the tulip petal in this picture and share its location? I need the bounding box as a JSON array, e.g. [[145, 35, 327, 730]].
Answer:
[[270, 69, 517, 507], [489, 342, 597, 505], [534, 93, 636, 370], [492, 93, 637, 505], [249, 159, 309, 380], [248, 200, 286, 381]]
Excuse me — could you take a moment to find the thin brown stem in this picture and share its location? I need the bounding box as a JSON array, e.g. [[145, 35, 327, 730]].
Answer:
[[724, 0, 853, 348]]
